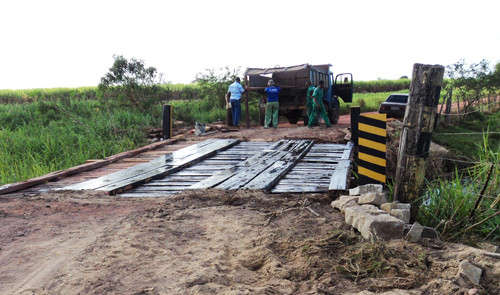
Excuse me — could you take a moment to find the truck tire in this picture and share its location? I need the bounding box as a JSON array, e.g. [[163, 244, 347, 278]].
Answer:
[[287, 110, 301, 125], [328, 108, 339, 124], [327, 99, 340, 125], [303, 115, 309, 126]]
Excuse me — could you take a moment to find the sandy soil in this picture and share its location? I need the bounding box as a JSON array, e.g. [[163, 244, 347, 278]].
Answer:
[[1, 118, 499, 295]]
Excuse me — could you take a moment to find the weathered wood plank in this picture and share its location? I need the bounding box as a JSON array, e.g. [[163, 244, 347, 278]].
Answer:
[[187, 140, 289, 190], [216, 140, 306, 190], [329, 142, 354, 191], [62, 139, 239, 193], [328, 160, 351, 191], [97, 139, 240, 194], [244, 140, 314, 190], [0, 138, 179, 195], [119, 191, 180, 197]]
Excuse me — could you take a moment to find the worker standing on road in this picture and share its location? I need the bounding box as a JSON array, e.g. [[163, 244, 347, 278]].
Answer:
[[306, 81, 317, 127], [227, 77, 245, 128], [308, 80, 331, 129], [264, 79, 281, 129]]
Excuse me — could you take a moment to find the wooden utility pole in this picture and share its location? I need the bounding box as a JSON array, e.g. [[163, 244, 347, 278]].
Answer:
[[445, 87, 452, 124], [394, 64, 444, 220], [244, 75, 250, 128]]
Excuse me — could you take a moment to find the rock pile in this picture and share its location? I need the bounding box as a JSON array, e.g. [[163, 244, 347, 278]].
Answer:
[[331, 184, 438, 241]]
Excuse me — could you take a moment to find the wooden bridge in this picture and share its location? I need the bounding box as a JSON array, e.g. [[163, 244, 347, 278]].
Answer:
[[62, 139, 354, 196], [0, 138, 354, 197]]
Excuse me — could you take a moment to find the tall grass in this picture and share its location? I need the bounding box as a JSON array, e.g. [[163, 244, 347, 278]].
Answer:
[[0, 87, 98, 103], [418, 131, 500, 244], [0, 99, 159, 185]]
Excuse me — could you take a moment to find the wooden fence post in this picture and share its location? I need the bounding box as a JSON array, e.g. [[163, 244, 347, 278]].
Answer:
[[350, 106, 360, 147], [393, 64, 444, 220], [445, 87, 452, 124], [162, 104, 172, 140], [245, 75, 250, 128]]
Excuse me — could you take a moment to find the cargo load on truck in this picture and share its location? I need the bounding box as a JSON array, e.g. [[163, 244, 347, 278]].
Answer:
[[244, 64, 353, 125]]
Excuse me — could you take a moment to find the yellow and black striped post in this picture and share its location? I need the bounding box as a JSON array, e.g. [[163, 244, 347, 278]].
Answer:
[[358, 113, 386, 185]]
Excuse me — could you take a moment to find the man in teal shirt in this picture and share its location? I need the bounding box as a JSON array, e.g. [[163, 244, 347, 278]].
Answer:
[[306, 81, 316, 126], [308, 80, 331, 128]]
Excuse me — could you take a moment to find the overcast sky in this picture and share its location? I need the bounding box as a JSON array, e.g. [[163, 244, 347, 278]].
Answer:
[[1, 0, 499, 89]]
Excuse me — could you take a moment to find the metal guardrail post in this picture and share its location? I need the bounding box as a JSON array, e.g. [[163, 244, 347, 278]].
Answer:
[[162, 104, 172, 140]]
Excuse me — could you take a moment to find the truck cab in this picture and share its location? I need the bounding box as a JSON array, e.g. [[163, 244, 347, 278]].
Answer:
[[244, 64, 353, 125]]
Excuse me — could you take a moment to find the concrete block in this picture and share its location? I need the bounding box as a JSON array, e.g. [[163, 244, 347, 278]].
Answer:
[[380, 202, 397, 213], [390, 208, 411, 224], [396, 203, 411, 210], [358, 192, 388, 206], [345, 204, 405, 241], [403, 224, 439, 239], [331, 195, 359, 212], [405, 222, 424, 242], [458, 260, 482, 285], [361, 214, 405, 241], [349, 184, 383, 196]]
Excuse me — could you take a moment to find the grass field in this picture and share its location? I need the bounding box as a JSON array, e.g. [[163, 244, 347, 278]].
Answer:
[[0, 99, 159, 185]]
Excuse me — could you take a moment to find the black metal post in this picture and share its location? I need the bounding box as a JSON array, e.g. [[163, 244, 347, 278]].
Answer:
[[162, 105, 172, 140]]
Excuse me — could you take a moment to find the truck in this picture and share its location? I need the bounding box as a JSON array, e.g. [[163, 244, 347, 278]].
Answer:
[[244, 64, 353, 125]]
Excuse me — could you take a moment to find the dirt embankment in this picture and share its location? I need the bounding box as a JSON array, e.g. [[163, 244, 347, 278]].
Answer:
[[1, 189, 498, 295], [1, 120, 498, 295]]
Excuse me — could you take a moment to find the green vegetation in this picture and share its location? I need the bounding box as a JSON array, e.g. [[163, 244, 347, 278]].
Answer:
[[0, 99, 158, 185], [433, 111, 500, 158], [354, 79, 411, 93], [418, 125, 499, 243], [1, 57, 499, 245]]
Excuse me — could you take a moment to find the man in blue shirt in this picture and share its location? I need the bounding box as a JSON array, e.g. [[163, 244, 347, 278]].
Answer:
[[264, 79, 281, 129], [227, 77, 246, 128]]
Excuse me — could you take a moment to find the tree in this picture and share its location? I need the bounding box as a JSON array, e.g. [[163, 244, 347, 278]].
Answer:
[[445, 59, 495, 117], [193, 67, 241, 108], [98, 55, 167, 110]]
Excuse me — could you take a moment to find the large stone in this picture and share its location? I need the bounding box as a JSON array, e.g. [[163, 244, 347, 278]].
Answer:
[[405, 222, 424, 242], [358, 192, 388, 206], [403, 224, 439, 239], [380, 202, 397, 213], [390, 208, 411, 224], [396, 203, 411, 210], [331, 195, 359, 212], [458, 260, 482, 285], [344, 205, 405, 241], [349, 184, 384, 196]]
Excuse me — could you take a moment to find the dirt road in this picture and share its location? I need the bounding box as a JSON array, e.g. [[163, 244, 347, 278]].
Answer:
[[1, 122, 498, 295]]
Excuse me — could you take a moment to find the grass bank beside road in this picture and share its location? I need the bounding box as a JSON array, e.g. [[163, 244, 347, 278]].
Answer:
[[0, 99, 159, 185]]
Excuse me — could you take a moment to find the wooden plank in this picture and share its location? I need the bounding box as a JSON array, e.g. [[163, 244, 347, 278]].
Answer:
[[119, 192, 180, 198], [0, 138, 179, 195], [188, 140, 290, 190], [217, 140, 311, 190], [244, 140, 314, 190], [132, 186, 190, 191], [328, 160, 351, 191], [272, 185, 329, 193], [96, 139, 240, 194], [62, 139, 239, 193], [329, 142, 354, 191]]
